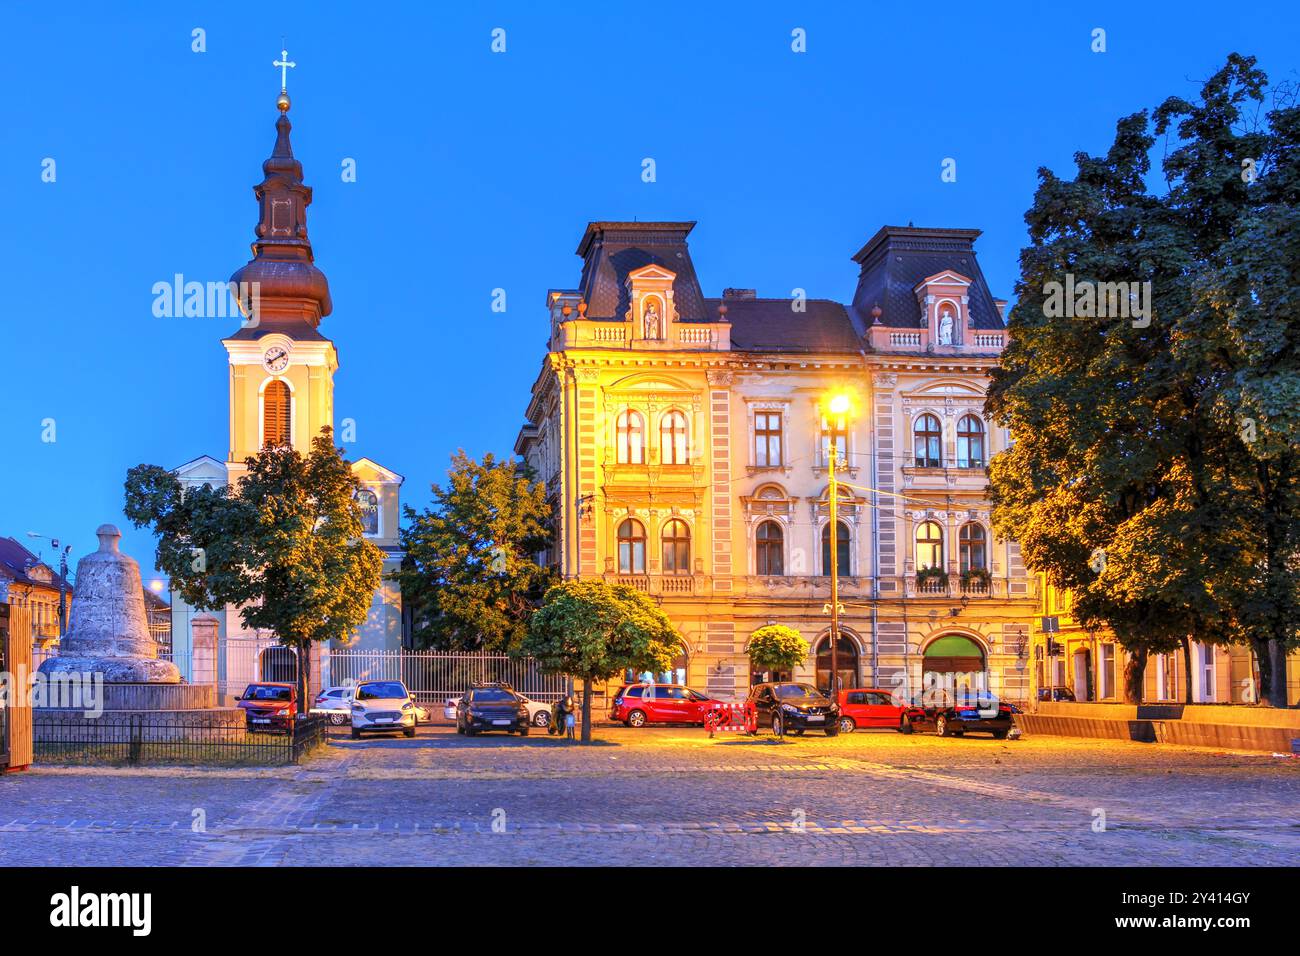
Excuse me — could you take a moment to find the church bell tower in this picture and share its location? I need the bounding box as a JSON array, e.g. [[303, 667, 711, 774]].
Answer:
[[222, 57, 337, 475]]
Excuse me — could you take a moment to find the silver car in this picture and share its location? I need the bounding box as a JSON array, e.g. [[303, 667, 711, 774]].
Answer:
[[350, 680, 418, 738]]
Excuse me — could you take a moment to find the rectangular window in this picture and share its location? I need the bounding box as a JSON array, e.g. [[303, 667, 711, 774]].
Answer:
[[754, 411, 783, 467], [820, 416, 847, 467], [1099, 644, 1115, 699]]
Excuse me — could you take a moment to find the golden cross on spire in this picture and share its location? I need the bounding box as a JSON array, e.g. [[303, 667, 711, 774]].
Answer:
[[273, 47, 296, 93]]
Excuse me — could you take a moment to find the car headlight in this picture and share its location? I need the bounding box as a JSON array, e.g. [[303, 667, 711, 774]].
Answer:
[[351, 702, 364, 711], [402, 701, 414, 711], [782, 704, 798, 713]]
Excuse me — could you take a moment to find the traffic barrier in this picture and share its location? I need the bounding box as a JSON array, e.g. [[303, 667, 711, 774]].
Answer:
[[704, 701, 756, 738]]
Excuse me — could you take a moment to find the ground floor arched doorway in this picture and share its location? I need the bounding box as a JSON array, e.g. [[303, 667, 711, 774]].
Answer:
[[815, 634, 859, 695], [922, 634, 986, 702]]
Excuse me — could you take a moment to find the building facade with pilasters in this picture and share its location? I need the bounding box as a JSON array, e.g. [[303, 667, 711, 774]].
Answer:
[[517, 222, 1038, 704]]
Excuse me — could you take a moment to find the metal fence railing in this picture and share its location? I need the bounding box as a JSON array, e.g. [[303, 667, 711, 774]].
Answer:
[[322, 649, 569, 703], [33, 712, 329, 767]]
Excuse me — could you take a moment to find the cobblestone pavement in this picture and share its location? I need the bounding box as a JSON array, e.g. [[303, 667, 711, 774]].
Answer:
[[1, 726, 1296, 865]]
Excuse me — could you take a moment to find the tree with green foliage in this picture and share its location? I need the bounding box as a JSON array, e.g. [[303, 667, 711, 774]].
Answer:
[[988, 54, 1300, 705], [521, 580, 681, 742], [397, 451, 556, 651], [746, 624, 810, 678], [124, 429, 384, 712]]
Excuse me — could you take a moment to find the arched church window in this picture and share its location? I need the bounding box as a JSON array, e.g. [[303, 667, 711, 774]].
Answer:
[[263, 380, 291, 448], [357, 489, 379, 536]]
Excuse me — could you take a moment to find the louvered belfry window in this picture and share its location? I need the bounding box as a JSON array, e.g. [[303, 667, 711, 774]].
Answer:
[[263, 380, 291, 448]]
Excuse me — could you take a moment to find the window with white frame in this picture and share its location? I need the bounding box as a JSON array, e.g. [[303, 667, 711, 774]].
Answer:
[[660, 410, 689, 464], [616, 409, 644, 464], [754, 410, 783, 467]]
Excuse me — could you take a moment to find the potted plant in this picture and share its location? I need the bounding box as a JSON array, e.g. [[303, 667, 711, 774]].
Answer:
[[916, 566, 947, 590], [960, 567, 991, 592]]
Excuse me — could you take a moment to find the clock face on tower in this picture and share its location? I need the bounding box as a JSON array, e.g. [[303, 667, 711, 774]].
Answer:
[[263, 346, 290, 373]]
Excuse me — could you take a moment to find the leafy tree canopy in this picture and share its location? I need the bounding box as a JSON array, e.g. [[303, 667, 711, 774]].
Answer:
[[124, 429, 384, 709], [398, 451, 556, 652]]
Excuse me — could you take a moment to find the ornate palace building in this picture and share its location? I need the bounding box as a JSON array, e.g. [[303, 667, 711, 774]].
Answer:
[[517, 221, 1037, 703]]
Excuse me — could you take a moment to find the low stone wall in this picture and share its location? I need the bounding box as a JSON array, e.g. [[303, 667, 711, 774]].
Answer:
[[1020, 702, 1300, 752]]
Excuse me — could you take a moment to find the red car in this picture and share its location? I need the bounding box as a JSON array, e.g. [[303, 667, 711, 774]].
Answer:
[[610, 683, 719, 727], [235, 682, 297, 733], [836, 688, 910, 733]]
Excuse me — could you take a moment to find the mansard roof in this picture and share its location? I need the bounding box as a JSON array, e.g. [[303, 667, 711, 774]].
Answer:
[[708, 296, 863, 353], [575, 222, 710, 323], [559, 220, 1005, 354], [849, 226, 1005, 331]]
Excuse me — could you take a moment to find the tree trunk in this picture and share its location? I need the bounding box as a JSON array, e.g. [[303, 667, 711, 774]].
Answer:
[[1267, 639, 1289, 708], [1181, 636, 1193, 704], [1253, 638, 1273, 706], [580, 680, 593, 743], [1123, 646, 1148, 704], [297, 641, 311, 716]]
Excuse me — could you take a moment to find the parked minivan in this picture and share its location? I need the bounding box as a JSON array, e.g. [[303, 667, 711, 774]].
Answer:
[[609, 683, 719, 727]]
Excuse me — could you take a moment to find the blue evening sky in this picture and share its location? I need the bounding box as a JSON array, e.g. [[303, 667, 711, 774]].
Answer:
[[2, 0, 1296, 580]]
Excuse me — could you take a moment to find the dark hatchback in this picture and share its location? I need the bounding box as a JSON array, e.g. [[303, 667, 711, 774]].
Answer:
[[456, 684, 531, 736], [905, 692, 1015, 738], [748, 682, 841, 737]]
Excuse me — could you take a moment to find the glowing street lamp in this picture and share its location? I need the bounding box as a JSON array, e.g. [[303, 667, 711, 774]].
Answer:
[[823, 392, 852, 696]]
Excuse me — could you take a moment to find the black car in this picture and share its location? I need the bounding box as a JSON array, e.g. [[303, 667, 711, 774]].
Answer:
[[748, 682, 840, 737], [456, 683, 531, 736], [904, 689, 1015, 739]]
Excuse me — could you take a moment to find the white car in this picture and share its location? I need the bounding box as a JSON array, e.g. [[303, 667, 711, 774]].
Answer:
[[311, 686, 354, 725], [351, 680, 418, 738], [444, 693, 552, 727], [517, 694, 553, 728]]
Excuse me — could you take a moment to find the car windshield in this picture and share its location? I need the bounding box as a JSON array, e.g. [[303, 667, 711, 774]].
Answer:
[[774, 684, 822, 699], [244, 685, 292, 701], [470, 689, 516, 702], [356, 682, 407, 700]]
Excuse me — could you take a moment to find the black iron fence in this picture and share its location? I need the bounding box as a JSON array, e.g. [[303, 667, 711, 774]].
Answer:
[[34, 712, 330, 767]]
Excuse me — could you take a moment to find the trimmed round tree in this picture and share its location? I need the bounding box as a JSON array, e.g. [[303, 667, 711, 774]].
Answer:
[[521, 579, 681, 743], [747, 624, 809, 679]]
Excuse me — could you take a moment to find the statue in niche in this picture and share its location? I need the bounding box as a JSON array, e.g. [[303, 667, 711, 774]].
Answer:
[[937, 309, 955, 345], [643, 299, 662, 339]]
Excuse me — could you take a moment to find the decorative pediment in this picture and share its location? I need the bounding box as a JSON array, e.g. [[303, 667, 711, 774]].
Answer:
[[607, 372, 695, 394], [913, 270, 973, 347], [352, 457, 405, 484], [625, 264, 678, 343]]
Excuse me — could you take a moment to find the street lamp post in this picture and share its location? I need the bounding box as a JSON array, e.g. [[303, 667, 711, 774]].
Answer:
[[825, 393, 851, 697], [26, 532, 71, 639]]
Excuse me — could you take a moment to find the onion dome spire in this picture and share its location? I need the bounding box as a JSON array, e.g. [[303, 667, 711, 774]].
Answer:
[[228, 48, 332, 334]]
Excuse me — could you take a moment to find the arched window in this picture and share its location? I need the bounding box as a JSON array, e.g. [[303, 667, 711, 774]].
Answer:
[[755, 521, 784, 576], [913, 414, 942, 468], [357, 489, 379, 536], [661, 519, 691, 575], [821, 521, 851, 575], [916, 521, 944, 570], [661, 410, 689, 464], [959, 523, 987, 572], [617, 519, 646, 574], [263, 380, 291, 448], [956, 415, 985, 468], [616, 410, 644, 464]]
